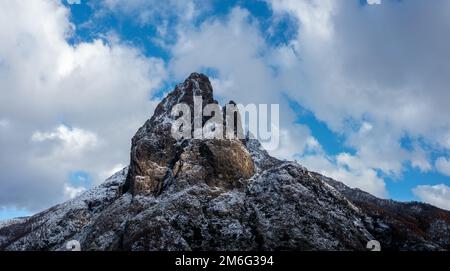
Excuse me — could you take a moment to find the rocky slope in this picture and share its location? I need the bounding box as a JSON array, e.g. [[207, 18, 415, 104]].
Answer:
[[1, 73, 449, 251]]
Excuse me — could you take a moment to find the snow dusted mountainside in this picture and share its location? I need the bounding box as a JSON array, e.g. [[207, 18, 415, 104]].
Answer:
[[1, 73, 449, 251]]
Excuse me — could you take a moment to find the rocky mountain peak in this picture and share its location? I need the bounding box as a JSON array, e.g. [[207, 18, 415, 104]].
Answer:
[[150, 72, 215, 126], [1, 73, 450, 251]]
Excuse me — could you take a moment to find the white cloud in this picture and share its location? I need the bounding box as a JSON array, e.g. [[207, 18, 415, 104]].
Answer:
[[435, 157, 450, 177], [265, 127, 319, 161], [299, 152, 388, 198], [32, 125, 99, 155], [270, 0, 335, 39], [267, 0, 450, 179], [410, 149, 432, 173], [64, 184, 86, 199], [0, 0, 166, 212], [413, 184, 450, 211]]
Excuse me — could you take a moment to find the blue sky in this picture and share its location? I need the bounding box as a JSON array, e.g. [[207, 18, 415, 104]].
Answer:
[[1, 0, 450, 220]]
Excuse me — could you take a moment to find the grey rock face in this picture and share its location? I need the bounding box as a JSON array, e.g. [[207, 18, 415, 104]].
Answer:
[[1, 73, 449, 251]]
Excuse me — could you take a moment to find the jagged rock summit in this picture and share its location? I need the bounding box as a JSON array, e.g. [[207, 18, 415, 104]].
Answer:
[[1, 73, 449, 251], [124, 72, 254, 196]]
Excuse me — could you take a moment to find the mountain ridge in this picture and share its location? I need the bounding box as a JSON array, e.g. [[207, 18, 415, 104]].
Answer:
[[1, 73, 449, 251]]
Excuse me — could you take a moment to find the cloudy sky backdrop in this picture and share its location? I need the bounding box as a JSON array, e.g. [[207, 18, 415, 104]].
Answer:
[[1, 0, 450, 219]]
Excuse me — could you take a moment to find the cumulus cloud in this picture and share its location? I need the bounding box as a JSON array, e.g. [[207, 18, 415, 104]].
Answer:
[[267, 0, 450, 180], [31, 125, 99, 155], [0, 0, 166, 212], [261, 126, 316, 161], [299, 151, 388, 198], [64, 184, 86, 199], [413, 184, 450, 211], [435, 157, 450, 177]]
